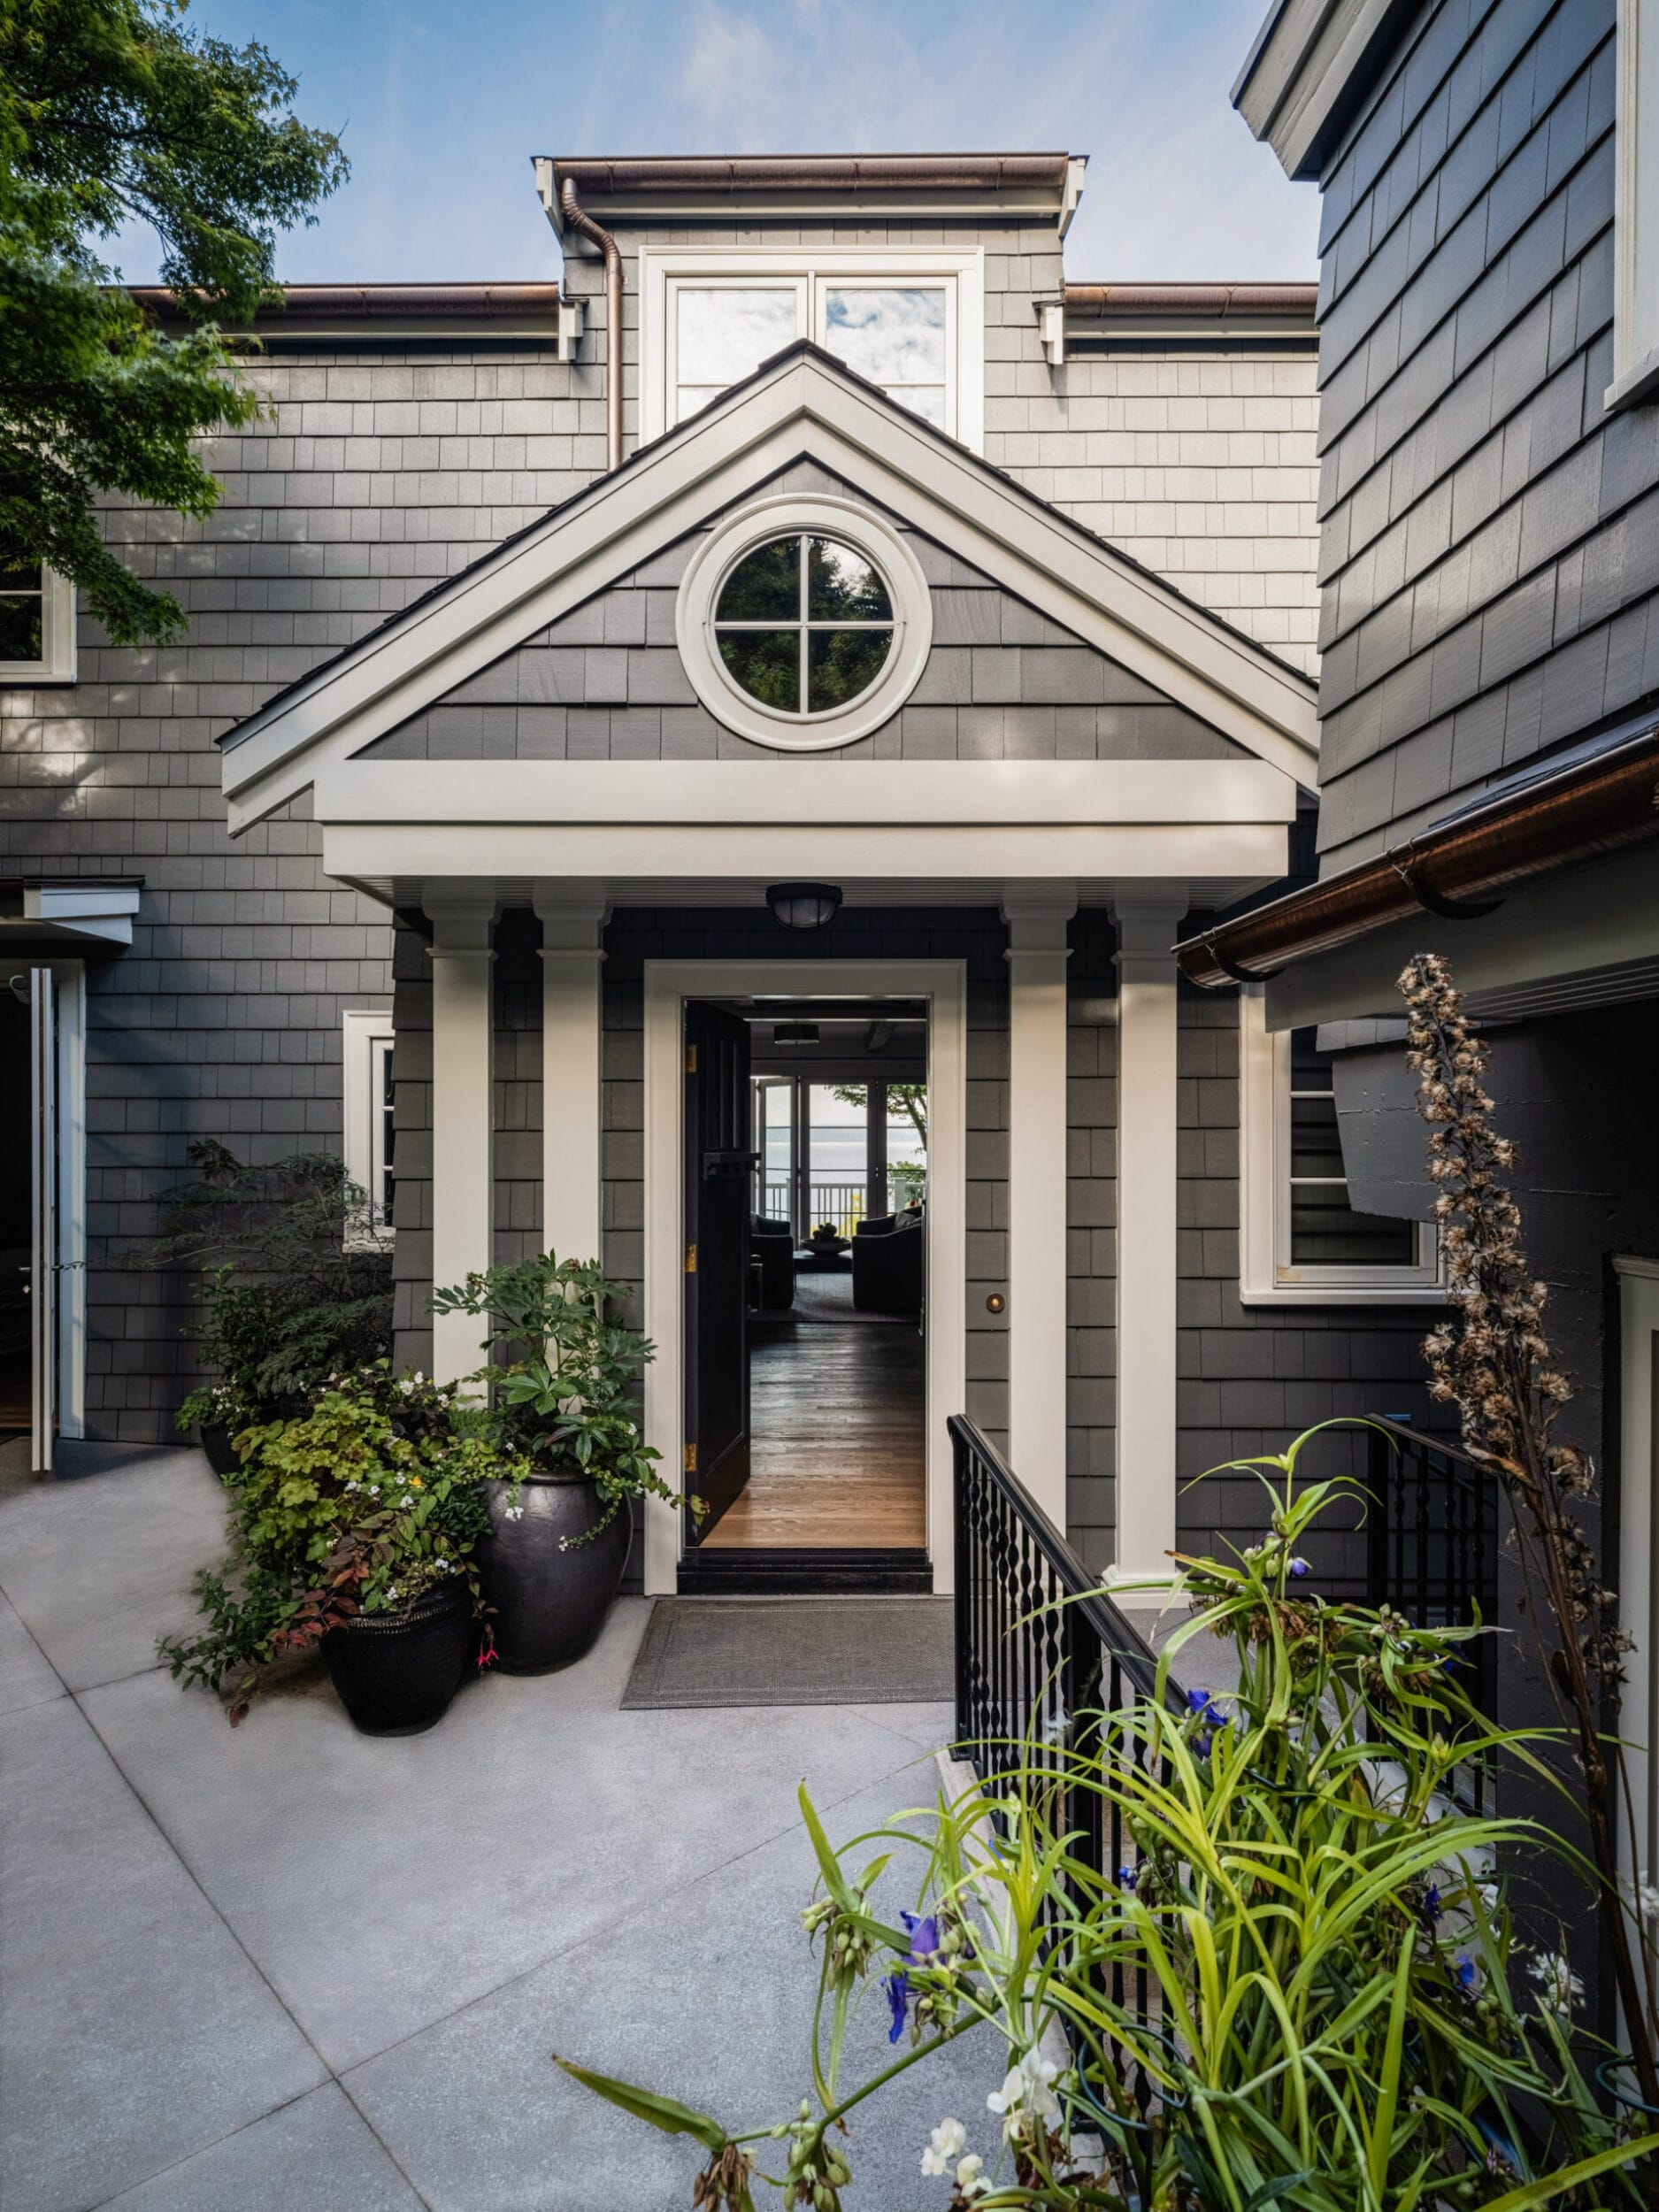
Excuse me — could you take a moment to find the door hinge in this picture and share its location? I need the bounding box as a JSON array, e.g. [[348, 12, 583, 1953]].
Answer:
[[684, 1441, 698, 1474], [685, 1043, 697, 1073], [685, 1241, 697, 1273]]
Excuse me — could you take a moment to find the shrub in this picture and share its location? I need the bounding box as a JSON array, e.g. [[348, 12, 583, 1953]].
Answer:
[[159, 1363, 522, 1723]]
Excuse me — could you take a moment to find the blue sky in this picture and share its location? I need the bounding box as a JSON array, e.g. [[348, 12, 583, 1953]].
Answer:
[[118, 0, 1319, 286]]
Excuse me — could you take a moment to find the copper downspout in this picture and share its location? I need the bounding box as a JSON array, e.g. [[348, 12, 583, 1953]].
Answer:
[[1174, 719, 1659, 988], [559, 177, 624, 472]]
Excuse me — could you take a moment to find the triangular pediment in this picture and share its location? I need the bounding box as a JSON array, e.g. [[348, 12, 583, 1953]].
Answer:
[[219, 343, 1317, 828]]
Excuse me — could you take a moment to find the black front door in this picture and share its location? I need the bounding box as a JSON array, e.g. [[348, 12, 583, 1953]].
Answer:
[[684, 1002, 754, 1540]]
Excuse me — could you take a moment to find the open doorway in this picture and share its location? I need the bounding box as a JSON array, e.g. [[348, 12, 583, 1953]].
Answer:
[[682, 995, 928, 1572]]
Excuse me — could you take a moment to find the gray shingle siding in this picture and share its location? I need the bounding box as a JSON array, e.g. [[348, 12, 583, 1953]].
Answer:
[[357, 463, 1246, 766], [1310, 0, 1655, 866]]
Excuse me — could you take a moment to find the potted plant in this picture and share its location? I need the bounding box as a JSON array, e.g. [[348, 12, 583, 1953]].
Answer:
[[430, 1252, 694, 1673], [159, 1364, 521, 1732], [144, 1141, 395, 1463]]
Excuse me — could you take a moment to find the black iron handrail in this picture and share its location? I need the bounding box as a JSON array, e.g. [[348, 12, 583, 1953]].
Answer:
[[1365, 1415, 1500, 1724]]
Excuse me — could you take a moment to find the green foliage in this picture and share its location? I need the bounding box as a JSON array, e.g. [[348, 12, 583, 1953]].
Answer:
[[563, 1429, 1659, 2210], [829, 1082, 928, 1151], [0, 0, 347, 643], [429, 1249, 697, 1540], [143, 1140, 393, 1433], [159, 1363, 518, 1724]]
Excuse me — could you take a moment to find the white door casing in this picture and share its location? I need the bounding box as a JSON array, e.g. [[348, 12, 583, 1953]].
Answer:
[[642, 958, 967, 1595]]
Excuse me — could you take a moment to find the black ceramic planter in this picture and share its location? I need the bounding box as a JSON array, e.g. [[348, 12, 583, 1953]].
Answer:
[[199, 1423, 243, 1478], [476, 1473, 631, 1674], [322, 1580, 474, 1735]]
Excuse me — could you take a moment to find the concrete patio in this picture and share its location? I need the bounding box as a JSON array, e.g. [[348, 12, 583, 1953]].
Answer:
[[0, 1439, 1001, 2211]]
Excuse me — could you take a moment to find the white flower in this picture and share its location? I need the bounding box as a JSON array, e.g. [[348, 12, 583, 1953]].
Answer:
[[1530, 1951, 1585, 2017], [384, 1586, 398, 1603], [504, 1504, 525, 1521], [413, 1371, 425, 1384], [920, 2118, 966, 2177], [956, 2152, 988, 2199], [987, 2050, 1063, 2142], [399, 1379, 415, 1395], [345, 1480, 359, 1493], [398, 1494, 412, 1508]]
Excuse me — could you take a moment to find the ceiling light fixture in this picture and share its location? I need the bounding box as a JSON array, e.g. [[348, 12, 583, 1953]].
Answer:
[[765, 881, 842, 932], [772, 1021, 819, 1045]]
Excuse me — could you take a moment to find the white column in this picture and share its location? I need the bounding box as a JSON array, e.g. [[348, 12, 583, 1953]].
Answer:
[[534, 893, 608, 1264], [426, 897, 496, 1386], [1002, 888, 1075, 1528], [1110, 895, 1187, 1586]]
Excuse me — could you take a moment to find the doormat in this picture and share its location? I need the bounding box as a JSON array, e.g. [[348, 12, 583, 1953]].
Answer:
[[621, 1596, 955, 1709]]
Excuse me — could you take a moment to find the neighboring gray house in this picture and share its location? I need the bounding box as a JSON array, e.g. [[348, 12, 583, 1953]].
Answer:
[[6, 151, 1446, 1596], [1213, 0, 1659, 1878]]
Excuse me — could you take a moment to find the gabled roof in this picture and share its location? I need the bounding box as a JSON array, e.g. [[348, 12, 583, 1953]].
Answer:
[[219, 340, 1318, 831]]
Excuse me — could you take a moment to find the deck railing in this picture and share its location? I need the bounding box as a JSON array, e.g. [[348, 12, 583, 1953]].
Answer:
[[1365, 1416, 1500, 1724], [950, 1415, 1180, 2122], [754, 1177, 871, 1238]]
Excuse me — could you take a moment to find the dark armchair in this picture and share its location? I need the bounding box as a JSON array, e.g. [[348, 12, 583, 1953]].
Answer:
[[852, 1208, 924, 1315], [750, 1215, 795, 1310]]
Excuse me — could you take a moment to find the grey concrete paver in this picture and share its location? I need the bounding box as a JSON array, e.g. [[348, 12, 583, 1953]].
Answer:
[[0, 1590, 64, 1717], [0, 1695, 326, 2212], [93, 2085, 426, 2212], [345, 1763, 1007, 2212]]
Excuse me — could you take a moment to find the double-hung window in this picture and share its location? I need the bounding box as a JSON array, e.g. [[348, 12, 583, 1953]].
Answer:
[[643, 249, 984, 450], [0, 534, 76, 684], [1239, 989, 1441, 1302]]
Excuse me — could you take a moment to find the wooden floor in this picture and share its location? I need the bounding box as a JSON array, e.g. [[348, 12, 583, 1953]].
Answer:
[[702, 1282, 926, 1550]]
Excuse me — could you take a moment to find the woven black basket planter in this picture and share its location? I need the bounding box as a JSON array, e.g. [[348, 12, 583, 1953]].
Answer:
[[477, 1475, 632, 1675], [322, 1580, 474, 1735]]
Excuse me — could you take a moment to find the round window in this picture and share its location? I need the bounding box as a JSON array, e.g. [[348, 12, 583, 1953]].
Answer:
[[715, 534, 895, 717], [675, 495, 933, 752]]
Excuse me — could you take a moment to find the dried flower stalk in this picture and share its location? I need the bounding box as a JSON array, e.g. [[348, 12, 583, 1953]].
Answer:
[[1402, 950, 1658, 2113]]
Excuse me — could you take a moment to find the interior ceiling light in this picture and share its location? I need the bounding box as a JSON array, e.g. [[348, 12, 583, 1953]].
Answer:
[[772, 1021, 819, 1044], [765, 881, 842, 932]]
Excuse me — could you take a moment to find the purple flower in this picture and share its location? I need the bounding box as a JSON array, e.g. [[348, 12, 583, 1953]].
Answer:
[[1424, 1884, 1443, 1923], [1288, 1557, 1311, 1579], [1454, 1950, 1479, 1993], [902, 1910, 941, 1963], [884, 1971, 910, 2042], [1194, 1732, 1214, 1759], [1117, 1864, 1139, 1893]]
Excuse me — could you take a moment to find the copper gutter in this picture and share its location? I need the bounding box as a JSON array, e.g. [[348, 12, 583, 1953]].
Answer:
[[558, 177, 624, 472], [1064, 281, 1316, 319], [127, 282, 565, 321], [550, 152, 1072, 198], [1174, 719, 1659, 988]]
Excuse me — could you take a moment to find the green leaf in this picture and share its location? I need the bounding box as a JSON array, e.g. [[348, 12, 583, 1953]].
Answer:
[[551, 2059, 730, 2154], [1475, 2135, 1659, 2212]]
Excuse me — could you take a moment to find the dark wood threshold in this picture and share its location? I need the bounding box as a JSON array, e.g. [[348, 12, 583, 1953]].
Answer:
[[676, 1546, 933, 1595]]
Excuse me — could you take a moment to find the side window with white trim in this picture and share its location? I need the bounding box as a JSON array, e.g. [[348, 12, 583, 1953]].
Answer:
[[0, 533, 75, 683], [342, 1010, 396, 1246], [1239, 989, 1440, 1302]]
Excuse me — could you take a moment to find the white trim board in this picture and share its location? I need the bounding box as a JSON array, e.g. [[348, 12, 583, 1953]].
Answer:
[[219, 346, 1318, 830], [641, 957, 967, 1597], [1617, 1255, 1659, 1893]]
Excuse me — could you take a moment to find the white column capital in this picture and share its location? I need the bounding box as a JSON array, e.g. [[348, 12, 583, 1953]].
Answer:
[[533, 890, 610, 954], [1110, 892, 1189, 964], [1002, 884, 1077, 956], [424, 895, 497, 957]]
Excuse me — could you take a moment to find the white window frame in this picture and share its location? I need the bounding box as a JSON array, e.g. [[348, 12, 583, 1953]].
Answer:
[[342, 1007, 395, 1247], [1238, 987, 1443, 1304], [675, 492, 933, 751], [1610, 0, 1659, 410], [640, 246, 986, 453], [0, 565, 76, 685]]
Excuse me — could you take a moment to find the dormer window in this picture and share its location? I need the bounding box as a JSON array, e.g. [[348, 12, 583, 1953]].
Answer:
[[642, 247, 985, 451]]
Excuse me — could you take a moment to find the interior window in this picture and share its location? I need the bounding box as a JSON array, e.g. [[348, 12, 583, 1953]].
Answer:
[[674, 286, 802, 422], [1287, 1030, 1416, 1266], [822, 287, 948, 426]]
